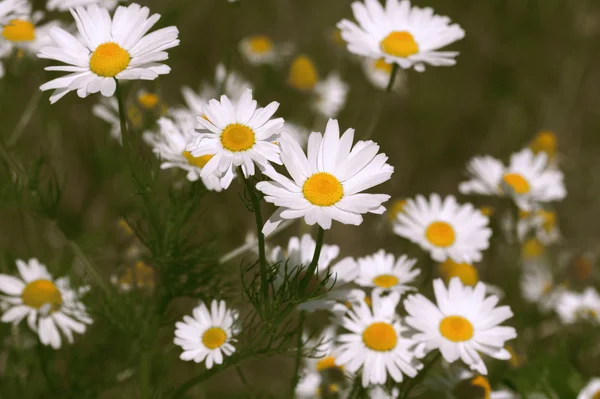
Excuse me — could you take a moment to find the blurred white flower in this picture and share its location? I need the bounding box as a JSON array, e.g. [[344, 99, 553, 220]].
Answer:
[[578, 378, 600, 399], [239, 34, 278, 65], [555, 288, 600, 324], [520, 262, 561, 312], [46, 0, 120, 12], [312, 73, 349, 119], [337, 0, 465, 72]]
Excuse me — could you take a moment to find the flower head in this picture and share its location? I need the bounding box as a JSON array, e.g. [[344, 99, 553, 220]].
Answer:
[[239, 34, 277, 65], [555, 288, 600, 325], [312, 73, 349, 119], [355, 249, 420, 295], [578, 378, 600, 399]]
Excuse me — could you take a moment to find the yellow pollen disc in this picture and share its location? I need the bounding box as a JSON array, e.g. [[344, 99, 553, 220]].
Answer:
[[471, 376, 492, 399], [332, 29, 345, 46], [374, 58, 393, 73], [536, 210, 556, 232], [127, 106, 142, 128], [439, 259, 478, 286], [362, 322, 397, 351], [202, 327, 227, 349], [221, 124, 255, 152], [119, 261, 155, 289], [288, 55, 319, 91], [364, 296, 372, 307], [372, 274, 399, 288], [248, 35, 273, 54], [302, 173, 344, 206], [479, 207, 494, 217], [439, 315, 474, 342], [380, 31, 419, 58], [21, 279, 62, 311], [182, 151, 213, 168], [505, 344, 522, 368], [138, 93, 159, 109], [387, 199, 407, 221], [522, 238, 544, 259], [592, 391, 600, 399], [89, 42, 131, 78], [519, 210, 531, 219], [502, 173, 530, 195], [2, 19, 35, 42], [118, 218, 134, 235], [316, 356, 342, 371], [530, 131, 557, 158], [426, 221, 456, 247]]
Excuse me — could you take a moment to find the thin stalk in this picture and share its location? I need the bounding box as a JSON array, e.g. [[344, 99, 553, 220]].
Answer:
[[243, 177, 269, 307], [235, 366, 252, 394], [363, 63, 399, 140], [299, 227, 325, 293], [7, 89, 42, 146], [36, 340, 57, 394], [114, 79, 133, 160], [290, 311, 306, 398], [140, 349, 152, 399], [63, 229, 111, 296], [399, 352, 441, 399]]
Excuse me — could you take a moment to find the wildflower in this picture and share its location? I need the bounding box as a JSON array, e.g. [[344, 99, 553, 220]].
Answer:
[[144, 110, 222, 190], [174, 299, 239, 369], [404, 278, 517, 374], [393, 194, 491, 263], [46, 0, 119, 12], [459, 149, 566, 211], [110, 261, 155, 291], [257, 118, 393, 235], [334, 291, 422, 387], [518, 209, 560, 245], [578, 378, 600, 399], [337, 0, 465, 72], [38, 3, 179, 103], [136, 89, 164, 112], [239, 34, 277, 65], [555, 288, 600, 324], [386, 198, 407, 222], [362, 58, 406, 91], [0, 258, 92, 349], [439, 259, 478, 287], [529, 130, 557, 160], [312, 73, 349, 119], [355, 249, 420, 295], [288, 55, 318, 91], [185, 88, 284, 189], [520, 262, 559, 312]]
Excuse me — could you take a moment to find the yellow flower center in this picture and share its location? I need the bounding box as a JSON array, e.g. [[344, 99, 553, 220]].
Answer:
[[439, 259, 478, 286], [288, 55, 318, 91], [119, 261, 155, 289], [530, 131, 557, 158], [127, 105, 142, 128], [138, 93, 159, 109], [502, 173, 530, 195], [202, 327, 227, 349], [302, 173, 344, 206], [21, 279, 62, 311], [479, 206, 494, 217], [118, 218, 134, 235], [2, 19, 35, 42], [89, 42, 131, 78], [248, 35, 273, 54], [221, 124, 255, 152], [331, 29, 345, 46], [425, 221, 456, 247], [316, 356, 343, 372], [380, 31, 419, 58], [374, 58, 393, 73], [182, 151, 214, 168], [439, 315, 474, 342], [592, 391, 600, 399], [471, 376, 492, 399], [506, 344, 522, 368], [362, 322, 397, 351], [522, 238, 544, 259], [536, 210, 556, 232], [372, 274, 399, 288], [387, 199, 407, 222]]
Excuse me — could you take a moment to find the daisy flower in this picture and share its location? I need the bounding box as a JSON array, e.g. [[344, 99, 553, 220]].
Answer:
[[438, 259, 478, 287], [271, 234, 362, 312], [185, 88, 283, 189], [386, 198, 407, 223], [520, 262, 560, 312], [579, 378, 600, 399], [529, 130, 558, 162], [362, 57, 406, 91], [257, 118, 393, 235], [38, 3, 180, 103], [287, 55, 319, 92], [174, 299, 240, 369], [0, 258, 93, 349], [334, 291, 422, 387], [455, 373, 518, 399], [337, 0, 465, 72], [0, 0, 28, 25], [239, 34, 277, 65], [393, 194, 492, 263], [144, 110, 222, 191], [110, 261, 154, 292], [517, 209, 560, 245], [355, 249, 420, 295], [404, 278, 517, 374], [312, 73, 349, 119], [46, 0, 119, 12], [458, 149, 566, 211], [136, 89, 164, 112], [555, 288, 600, 324]]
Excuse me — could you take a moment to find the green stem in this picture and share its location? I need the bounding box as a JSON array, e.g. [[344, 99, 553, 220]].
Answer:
[[63, 230, 111, 296], [399, 352, 441, 399], [114, 79, 132, 155], [36, 340, 57, 394], [243, 177, 269, 308], [290, 311, 306, 398], [140, 349, 152, 399], [299, 227, 325, 294], [7, 89, 42, 146], [363, 63, 399, 140], [235, 366, 252, 394]]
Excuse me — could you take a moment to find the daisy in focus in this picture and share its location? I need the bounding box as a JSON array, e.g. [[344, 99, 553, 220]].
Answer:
[[578, 378, 600, 399], [185, 88, 284, 189], [174, 299, 240, 369], [555, 288, 600, 324], [333, 291, 422, 387], [337, 0, 465, 72], [38, 3, 180, 103], [355, 249, 420, 295], [393, 194, 491, 263], [257, 118, 393, 235], [404, 278, 517, 374], [144, 110, 222, 191], [0, 258, 93, 349], [271, 234, 363, 312], [458, 149, 566, 211], [362, 57, 406, 92], [239, 34, 278, 65]]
